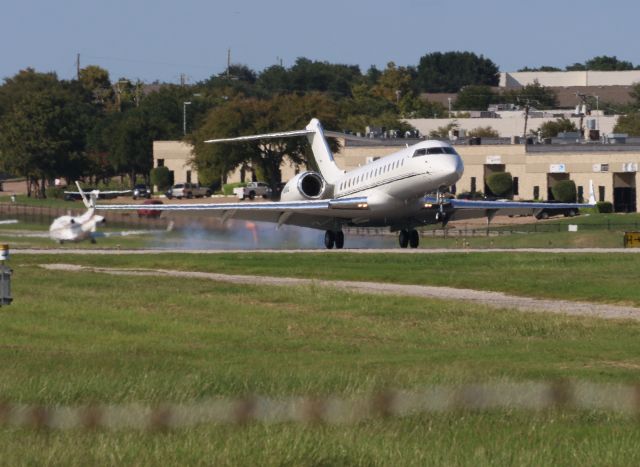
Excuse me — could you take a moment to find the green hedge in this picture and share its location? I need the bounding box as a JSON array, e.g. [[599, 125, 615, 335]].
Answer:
[[485, 172, 513, 198], [551, 180, 577, 203], [597, 201, 613, 213]]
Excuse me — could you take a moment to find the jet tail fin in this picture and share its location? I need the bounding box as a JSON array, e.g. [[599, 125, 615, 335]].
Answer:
[[204, 118, 344, 184]]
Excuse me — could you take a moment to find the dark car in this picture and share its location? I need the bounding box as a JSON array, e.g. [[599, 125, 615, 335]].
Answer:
[[137, 199, 163, 218], [132, 184, 151, 200], [535, 204, 580, 220], [64, 188, 96, 201]]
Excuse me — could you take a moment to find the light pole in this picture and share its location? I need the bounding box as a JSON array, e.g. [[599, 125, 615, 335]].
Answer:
[[183, 101, 192, 135], [448, 97, 452, 118]]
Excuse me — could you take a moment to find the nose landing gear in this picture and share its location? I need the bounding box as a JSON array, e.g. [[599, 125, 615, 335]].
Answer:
[[398, 229, 419, 248]]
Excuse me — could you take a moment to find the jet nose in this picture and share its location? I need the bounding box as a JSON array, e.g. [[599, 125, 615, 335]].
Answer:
[[440, 153, 464, 182]]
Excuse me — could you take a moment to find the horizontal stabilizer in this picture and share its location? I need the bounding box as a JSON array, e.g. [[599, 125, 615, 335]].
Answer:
[[205, 129, 313, 144]]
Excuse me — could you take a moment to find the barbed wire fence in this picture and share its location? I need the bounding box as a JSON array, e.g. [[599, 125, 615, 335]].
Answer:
[[2, 381, 640, 431]]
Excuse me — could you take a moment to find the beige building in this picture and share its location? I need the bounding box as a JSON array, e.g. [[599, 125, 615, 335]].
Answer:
[[154, 139, 640, 212], [153, 141, 300, 185]]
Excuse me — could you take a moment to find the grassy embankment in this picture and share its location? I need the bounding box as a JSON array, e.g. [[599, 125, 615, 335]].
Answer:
[[1, 252, 640, 464]]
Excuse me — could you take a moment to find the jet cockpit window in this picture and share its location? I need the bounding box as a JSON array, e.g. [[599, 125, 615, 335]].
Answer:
[[413, 146, 459, 157]]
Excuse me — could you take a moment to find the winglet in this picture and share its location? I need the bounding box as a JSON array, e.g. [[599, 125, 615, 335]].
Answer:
[[588, 179, 596, 205]]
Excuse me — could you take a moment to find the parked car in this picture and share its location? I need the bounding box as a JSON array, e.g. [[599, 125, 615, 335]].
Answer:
[[233, 181, 272, 200], [132, 184, 151, 200], [137, 199, 163, 218], [535, 203, 580, 220], [165, 183, 212, 199]]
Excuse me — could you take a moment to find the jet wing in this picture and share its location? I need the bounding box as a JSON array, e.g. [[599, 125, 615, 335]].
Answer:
[[94, 197, 370, 230], [423, 197, 594, 222]]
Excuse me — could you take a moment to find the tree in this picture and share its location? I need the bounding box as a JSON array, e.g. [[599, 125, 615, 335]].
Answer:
[[287, 58, 362, 97], [0, 70, 97, 197], [585, 55, 634, 71], [517, 66, 561, 72], [150, 166, 173, 191], [536, 117, 577, 138], [454, 85, 497, 110], [428, 122, 458, 139], [78, 65, 114, 108], [191, 93, 340, 190], [416, 51, 499, 93], [614, 113, 640, 135], [502, 82, 558, 108], [566, 56, 635, 71]]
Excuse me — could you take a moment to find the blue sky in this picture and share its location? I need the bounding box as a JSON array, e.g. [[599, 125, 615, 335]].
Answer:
[[2, 0, 638, 84]]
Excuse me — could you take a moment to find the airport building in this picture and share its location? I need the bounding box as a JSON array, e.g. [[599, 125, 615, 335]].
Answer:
[[154, 138, 640, 213]]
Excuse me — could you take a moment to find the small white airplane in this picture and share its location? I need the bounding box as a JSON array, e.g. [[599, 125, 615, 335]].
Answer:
[[49, 182, 171, 243], [91, 118, 595, 249]]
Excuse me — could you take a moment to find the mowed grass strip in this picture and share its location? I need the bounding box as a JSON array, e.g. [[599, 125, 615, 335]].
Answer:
[[20, 251, 640, 306]]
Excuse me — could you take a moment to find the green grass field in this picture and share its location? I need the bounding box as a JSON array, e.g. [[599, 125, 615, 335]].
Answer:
[[2, 252, 640, 464]]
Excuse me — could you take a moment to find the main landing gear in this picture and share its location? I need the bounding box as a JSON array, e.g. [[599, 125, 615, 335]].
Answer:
[[324, 230, 345, 249], [398, 229, 419, 249]]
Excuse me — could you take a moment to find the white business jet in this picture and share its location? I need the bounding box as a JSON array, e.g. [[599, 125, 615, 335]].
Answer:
[[49, 182, 171, 243], [92, 118, 594, 249]]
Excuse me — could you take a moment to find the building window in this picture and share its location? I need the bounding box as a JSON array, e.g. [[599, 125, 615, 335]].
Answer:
[[599, 186, 605, 202], [533, 186, 540, 200], [157, 159, 164, 167], [513, 177, 519, 196], [186, 170, 192, 184], [470, 177, 476, 193]]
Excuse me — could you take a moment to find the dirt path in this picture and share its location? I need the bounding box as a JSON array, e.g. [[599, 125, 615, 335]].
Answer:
[[41, 263, 640, 322]]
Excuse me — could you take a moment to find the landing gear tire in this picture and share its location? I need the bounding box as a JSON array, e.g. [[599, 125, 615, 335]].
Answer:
[[409, 229, 419, 248], [399, 229, 409, 248], [324, 230, 335, 249], [335, 231, 344, 249]]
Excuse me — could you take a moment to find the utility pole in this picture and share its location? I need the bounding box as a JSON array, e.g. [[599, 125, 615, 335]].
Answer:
[[227, 48, 231, 79], [183, 101, 192, 135], [519, 98, 539, 143], [76, 53, 80, 80]]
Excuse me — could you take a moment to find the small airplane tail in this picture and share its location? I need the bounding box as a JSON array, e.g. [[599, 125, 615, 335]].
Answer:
[[588, 179, 597, 205], [205, 118, 344, 185], [75, 181, 97, 210]]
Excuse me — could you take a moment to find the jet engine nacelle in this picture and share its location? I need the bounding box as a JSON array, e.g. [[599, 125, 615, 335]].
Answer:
[[280, 171, 330, 202]]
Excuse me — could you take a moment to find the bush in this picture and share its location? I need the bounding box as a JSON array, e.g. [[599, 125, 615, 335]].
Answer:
[[150, 167, 173, 191], [45, 186, 66, 199], [222, 182, 246, 196], [597, 201, 613, 213], [485, 172, 513, 198], [551, 180, 577, 202], [467, 126, 499, 138]]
